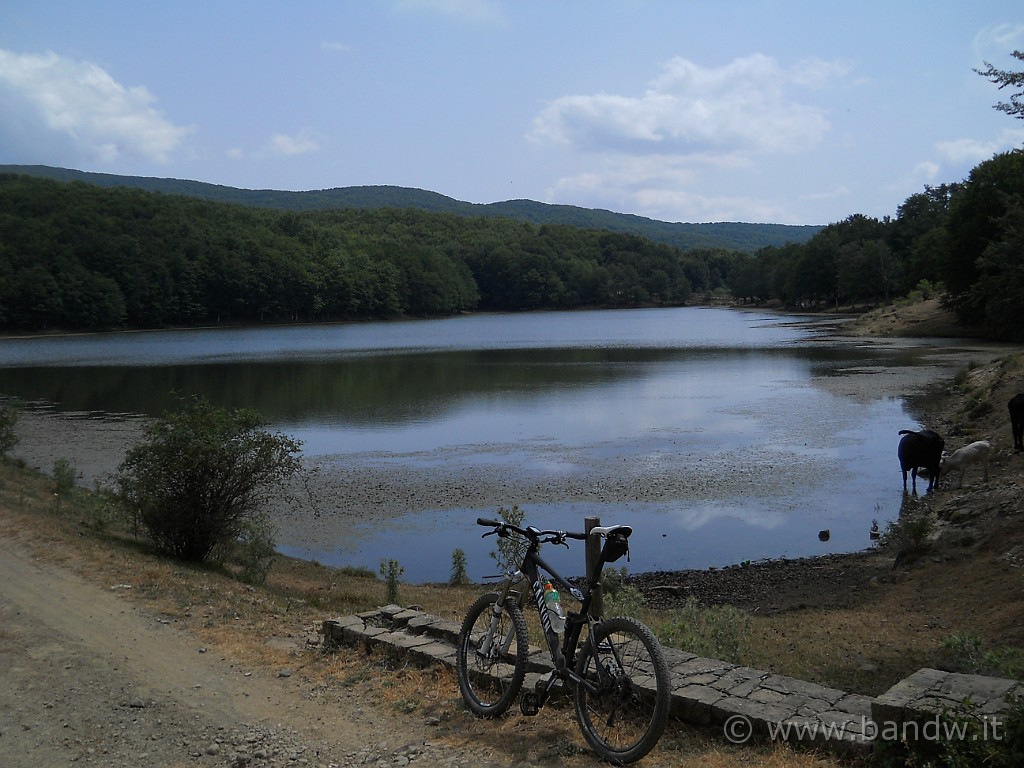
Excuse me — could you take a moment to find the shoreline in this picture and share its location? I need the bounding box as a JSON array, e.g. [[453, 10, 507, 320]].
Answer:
[[6, 304, 1019, 586]]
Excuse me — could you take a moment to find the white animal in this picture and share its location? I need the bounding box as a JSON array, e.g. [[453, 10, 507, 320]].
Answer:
[[939, 440, 992, 489]]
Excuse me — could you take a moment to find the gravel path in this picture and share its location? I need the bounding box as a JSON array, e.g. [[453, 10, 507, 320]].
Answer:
[[0, 533, 516, 768]]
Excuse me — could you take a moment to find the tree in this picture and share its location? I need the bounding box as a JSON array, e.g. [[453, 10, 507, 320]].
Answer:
[[967, 197, 1024, 340], [115, 396, 303, 562], [942, 151, 1024, 324], [975, 50, 1024, 120]]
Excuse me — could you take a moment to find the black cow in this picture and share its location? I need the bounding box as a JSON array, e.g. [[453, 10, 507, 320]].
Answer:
[[1010, 393, 1024, 452], [898, 429, 945, 494]]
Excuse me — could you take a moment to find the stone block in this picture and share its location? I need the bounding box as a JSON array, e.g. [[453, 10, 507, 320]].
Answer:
[[671, 684, 723, 725]]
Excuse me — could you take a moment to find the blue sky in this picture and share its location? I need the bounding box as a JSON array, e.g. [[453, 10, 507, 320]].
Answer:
[[1, 1, 1023, 226]]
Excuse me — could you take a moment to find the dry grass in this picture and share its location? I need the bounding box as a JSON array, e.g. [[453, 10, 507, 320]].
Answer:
[[0, 460, 847, 767], [4, 429, 1023, 768]]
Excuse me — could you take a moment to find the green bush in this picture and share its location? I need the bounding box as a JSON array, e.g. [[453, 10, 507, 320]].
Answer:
[[450, 548, 469, 586], [489, 504, 527, 575], [380, 558, 404, 604], [115, 395, 303, 562], [338, 565, 377, 579], [53, 458, 76, 495], [601, 566, 646, 617], [0, 399, 21, 457], [235, 514, 278, 585], [943, 632, 1024, 680], [660, 597, 751, 663], [880, 514, 935, 560]]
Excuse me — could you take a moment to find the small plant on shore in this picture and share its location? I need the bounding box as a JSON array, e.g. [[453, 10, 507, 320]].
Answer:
[[234, 513, 278, 585], [943, 632, 1024, 680], [380, 558, 404, 604], [660, 597, 751, 663], [53, 458, 76, 496], [880, 514, 935, 561], [449, 548, 469, 586], [0, 398, 21, 457], [51, 458, 78, 514], [489, 504, 526, 575], [601, 566, 646, 617]]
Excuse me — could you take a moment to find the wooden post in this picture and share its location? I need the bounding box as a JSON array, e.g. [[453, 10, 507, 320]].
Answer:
[[585, 516, 603, 619]]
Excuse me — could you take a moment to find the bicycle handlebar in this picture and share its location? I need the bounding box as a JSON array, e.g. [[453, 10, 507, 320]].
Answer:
[[476, 517, 628, 542]]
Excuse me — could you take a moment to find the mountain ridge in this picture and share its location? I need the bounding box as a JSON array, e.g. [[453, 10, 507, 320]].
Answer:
[[1, 164, 822, 252]]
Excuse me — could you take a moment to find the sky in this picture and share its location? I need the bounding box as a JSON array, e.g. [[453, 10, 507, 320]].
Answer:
[[1, 2, 1023, 226]]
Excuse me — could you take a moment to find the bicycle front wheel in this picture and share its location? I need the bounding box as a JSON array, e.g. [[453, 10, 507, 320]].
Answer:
[[573, 616, 671, 764], [455, 591, 530, 717]]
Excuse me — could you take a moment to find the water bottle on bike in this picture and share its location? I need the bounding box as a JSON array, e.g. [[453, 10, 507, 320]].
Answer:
[[543, 580, 565, 634]]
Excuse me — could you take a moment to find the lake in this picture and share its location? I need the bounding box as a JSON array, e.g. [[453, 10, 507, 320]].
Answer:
[[0, 307, 992, 582]]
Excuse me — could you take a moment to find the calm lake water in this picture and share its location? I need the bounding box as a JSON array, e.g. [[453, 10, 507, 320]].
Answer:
[[0, 307, 985, 582]]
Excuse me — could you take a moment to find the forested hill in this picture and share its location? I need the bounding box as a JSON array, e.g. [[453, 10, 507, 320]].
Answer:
[[0, 165, 821, 253]]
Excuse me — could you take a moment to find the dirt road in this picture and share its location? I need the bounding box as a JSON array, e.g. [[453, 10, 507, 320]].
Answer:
[[0, 534, 501, 768]]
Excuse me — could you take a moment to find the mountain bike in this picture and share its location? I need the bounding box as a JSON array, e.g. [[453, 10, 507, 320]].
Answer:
[[455, 517, 671, 764]]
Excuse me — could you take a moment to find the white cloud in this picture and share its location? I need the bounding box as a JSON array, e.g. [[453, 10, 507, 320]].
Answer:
[[543, 153, 802, 224], [268, 130, 320, 156], [529, 54, 845, 156], [972, 24, 1024, 65], [530, 55, 850, 223], [321, 41, 351, 53], [935, 128, 1024, 165], [913, 161, 941, 183], [0, 49, 191, 164]]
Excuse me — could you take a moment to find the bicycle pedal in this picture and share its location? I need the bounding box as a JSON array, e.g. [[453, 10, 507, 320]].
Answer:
[[519, 691, 539, 716]]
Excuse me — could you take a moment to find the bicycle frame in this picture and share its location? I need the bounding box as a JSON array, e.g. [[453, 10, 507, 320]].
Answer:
[[492, 532, 607, 697]]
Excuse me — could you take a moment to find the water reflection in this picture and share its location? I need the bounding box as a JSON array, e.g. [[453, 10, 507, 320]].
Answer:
[[0, 307, 991, 582]]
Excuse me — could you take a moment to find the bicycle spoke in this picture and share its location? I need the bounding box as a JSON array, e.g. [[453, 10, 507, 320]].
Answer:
[[574, 617, 670, 764]]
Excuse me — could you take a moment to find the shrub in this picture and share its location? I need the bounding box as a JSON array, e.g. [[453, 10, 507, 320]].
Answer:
[[489, 504, 527, 575], [880, 514, 935, 561], [450, 548, 469, 585], [53, 458, 76, 495], [660, 597, 751, 663], [0, 399, 20, 457], [115, 396, 303, 562], [601, 566, 646, 617], [943, 632, 1024, 679], [235, 513, 278, 585], [380, 558, 404, 604]]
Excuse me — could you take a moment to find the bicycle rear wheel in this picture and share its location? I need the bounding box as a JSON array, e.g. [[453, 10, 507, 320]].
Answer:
[[573, 616, 671, 764], [455, 591, 530, 717]]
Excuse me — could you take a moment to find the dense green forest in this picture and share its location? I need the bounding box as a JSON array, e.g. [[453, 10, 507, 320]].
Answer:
[[2, 148, 1022, 340], [728, 149, 1024, 341], [0, 165, 820, 253], [0, 173, 739, 329]]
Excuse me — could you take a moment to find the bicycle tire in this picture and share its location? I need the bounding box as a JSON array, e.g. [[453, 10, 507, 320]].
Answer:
[[573, 616, 671, 764], [455, 591, 530, 717]]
